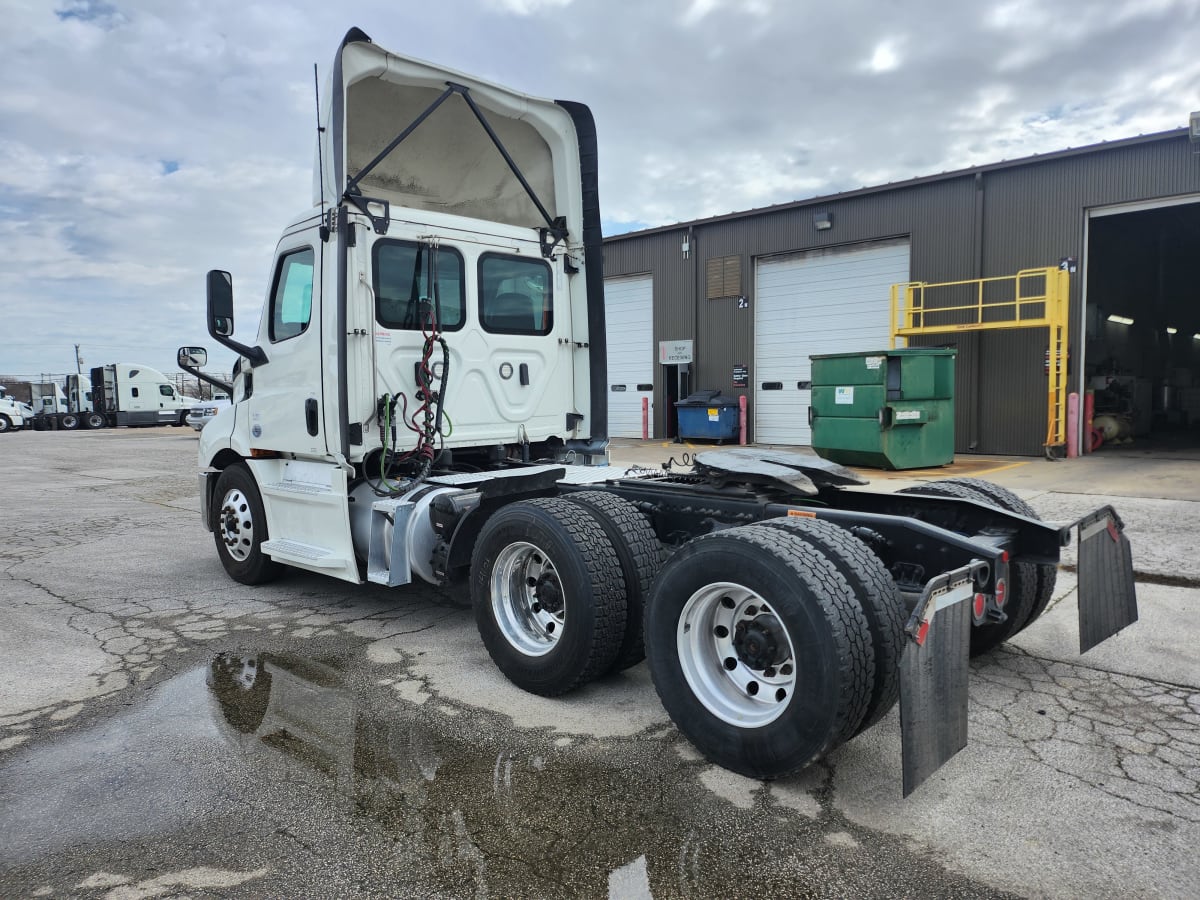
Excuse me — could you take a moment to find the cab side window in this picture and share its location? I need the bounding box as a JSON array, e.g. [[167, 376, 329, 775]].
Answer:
[[270, 248, 315, 342], [158, 385, 174, 398]]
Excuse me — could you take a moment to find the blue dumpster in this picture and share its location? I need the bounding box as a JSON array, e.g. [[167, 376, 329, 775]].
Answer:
[[676, 390, 740, 442]]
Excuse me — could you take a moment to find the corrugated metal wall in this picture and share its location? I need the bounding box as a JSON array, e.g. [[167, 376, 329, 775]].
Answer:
[[603, 133, 1200, 454]]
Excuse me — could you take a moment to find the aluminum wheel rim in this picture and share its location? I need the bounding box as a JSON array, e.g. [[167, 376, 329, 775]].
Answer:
[[490, 541, 565, 657], [677, 581, 796, 728], [218, 488, 255, 562]]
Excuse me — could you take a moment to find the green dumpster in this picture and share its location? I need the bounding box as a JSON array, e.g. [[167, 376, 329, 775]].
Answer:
[[809, 348, 956, 470]]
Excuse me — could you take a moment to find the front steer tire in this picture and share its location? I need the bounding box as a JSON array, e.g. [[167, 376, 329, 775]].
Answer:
[[212, 463, 282, 586], [470, 498, 628, 697], [645, 524, 874, 780]]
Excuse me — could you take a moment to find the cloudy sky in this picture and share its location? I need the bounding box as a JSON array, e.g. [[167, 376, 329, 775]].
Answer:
[[1, 0, 1195, 382]]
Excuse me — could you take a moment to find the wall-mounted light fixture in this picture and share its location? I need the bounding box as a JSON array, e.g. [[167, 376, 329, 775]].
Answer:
[[813, 212, 833, 231], [1166, 326, 1178, 334], [1107, 314, 1134, 325]]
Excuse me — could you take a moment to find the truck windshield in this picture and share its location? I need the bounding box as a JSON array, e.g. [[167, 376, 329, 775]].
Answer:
[[374, 240, 464, 331]]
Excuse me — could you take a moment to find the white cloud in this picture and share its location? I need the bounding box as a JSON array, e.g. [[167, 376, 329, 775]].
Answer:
[[0, 0, 1194, 379], [484, 0, 574, 14], [863, 39, 903, 74]]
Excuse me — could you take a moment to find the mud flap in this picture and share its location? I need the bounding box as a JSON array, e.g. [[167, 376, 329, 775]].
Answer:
[[898, 561, 986, 797], [1074, 507, 1138, 653]]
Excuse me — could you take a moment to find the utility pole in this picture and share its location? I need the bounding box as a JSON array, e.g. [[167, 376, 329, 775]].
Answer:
[[74, 344, 83, 375]]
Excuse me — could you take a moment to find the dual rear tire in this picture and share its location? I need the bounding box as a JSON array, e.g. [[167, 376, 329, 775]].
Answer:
[[470, 497, 632, 696], [644, 521, 900, 779], [472, 497, 903, 779], [899, 478, 1056, 655]]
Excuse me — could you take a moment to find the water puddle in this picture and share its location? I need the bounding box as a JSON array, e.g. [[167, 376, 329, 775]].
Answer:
[[0, 650, 1005, 898]]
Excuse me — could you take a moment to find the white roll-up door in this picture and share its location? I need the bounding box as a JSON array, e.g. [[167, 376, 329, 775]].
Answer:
[[754, 239, 909, 445], [604, 274, 654, 438]]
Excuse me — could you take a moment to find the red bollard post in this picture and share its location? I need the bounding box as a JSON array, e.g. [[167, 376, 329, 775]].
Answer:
[[1067, 392, 1079, 458], [1083, 390, 1095, 453], [641, 396, 649, 441], [739, 395, 748, 445]]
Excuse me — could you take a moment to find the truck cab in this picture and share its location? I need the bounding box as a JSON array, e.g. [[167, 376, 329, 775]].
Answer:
[[193, 29, 606, 584], [0, 385, 26, 433], [91, 363, 190, 427]]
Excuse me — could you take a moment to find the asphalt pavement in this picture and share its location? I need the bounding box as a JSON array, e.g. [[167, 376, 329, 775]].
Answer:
[[1, 428, 1197, 898]]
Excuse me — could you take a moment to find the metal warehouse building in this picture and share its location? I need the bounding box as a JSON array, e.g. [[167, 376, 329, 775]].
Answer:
[[600, 127, 1200, 456]]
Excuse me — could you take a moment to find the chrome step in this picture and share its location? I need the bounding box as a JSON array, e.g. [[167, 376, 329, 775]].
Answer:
[[261, 539, 342, 568]]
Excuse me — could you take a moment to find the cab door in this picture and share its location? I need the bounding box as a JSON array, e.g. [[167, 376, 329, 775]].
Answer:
[[246, 231, 325, 456], [156, 382, 180, 424]]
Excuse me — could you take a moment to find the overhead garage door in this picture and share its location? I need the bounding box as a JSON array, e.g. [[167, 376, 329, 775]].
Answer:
[[754, 239, 909, 445], [604, 274, 654, 438]]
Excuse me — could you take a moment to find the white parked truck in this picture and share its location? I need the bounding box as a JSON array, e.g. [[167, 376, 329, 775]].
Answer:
[[90, 363, 190, 428], [0, 385, 27, 433], [181, 28, 1138, 795], [29, 374, 107, 430]]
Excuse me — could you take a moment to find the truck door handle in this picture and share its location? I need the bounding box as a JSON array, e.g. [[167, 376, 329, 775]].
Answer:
[[305, 398, 319, 436]]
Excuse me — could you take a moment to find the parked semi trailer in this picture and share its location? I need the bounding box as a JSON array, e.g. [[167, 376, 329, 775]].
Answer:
[[90, 363, 190, 428], [180, 29, 1138, 794], [29, 374, 107, 430]]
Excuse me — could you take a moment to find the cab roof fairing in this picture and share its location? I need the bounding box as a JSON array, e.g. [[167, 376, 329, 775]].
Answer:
[[312, 31, 585, 243]]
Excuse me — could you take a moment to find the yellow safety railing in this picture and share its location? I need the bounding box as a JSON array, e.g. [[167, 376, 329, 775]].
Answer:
[[890, 267, 1070, 454]]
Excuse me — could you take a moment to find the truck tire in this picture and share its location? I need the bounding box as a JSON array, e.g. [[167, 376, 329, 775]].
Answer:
[[757, 516, 904, 735], [175, 411, 187, 427], [212, 464, 282, 585], [644, 524, 874, 779], [470, 498, 628, 697], [566, 490, 663, 673], [0, 415, 11, 434], [60, 414, 80, 430], [933, 477, 1058, 633], [898, 481, 1038, 656], [85, 412, 106, 429]]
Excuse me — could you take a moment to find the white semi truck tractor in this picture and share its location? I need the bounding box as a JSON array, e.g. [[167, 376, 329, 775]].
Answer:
[[0, 385, 28, 433], [90, 363, 190, 428], [181, 28, 1138, 795], [29, 373, 107, 430]]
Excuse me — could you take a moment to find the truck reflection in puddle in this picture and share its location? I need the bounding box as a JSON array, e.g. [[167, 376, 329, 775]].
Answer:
[[208, 651, 668, 897], [204, 651, 995, 899]]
